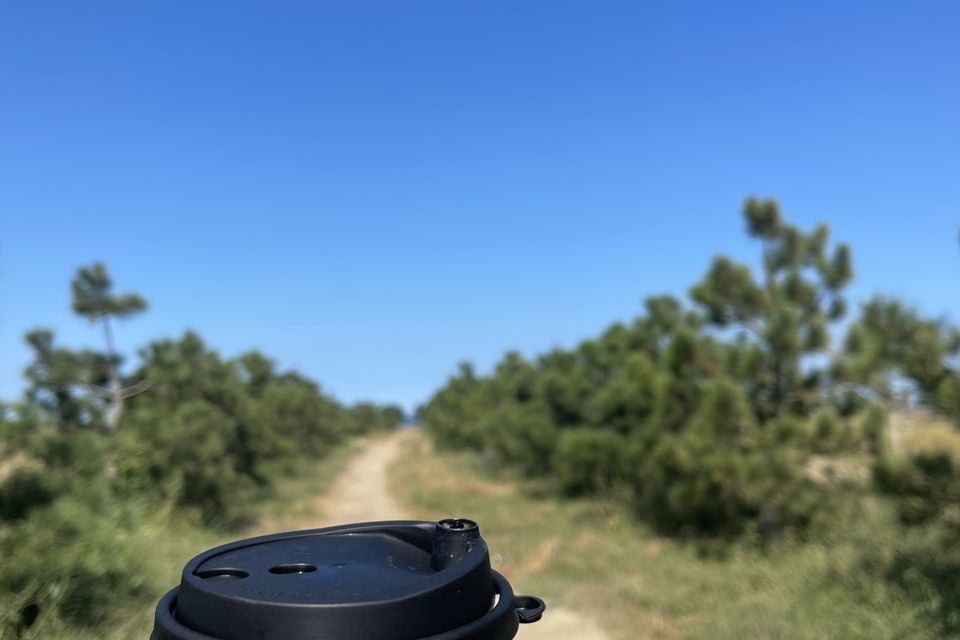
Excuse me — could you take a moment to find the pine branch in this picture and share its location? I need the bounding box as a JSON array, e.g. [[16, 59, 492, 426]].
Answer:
[[119, 380, 152, 399], [74, 382, 112, 398]]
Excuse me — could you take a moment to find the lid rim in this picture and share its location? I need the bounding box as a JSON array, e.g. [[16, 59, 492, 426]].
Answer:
[[152, 571, 522, 640]]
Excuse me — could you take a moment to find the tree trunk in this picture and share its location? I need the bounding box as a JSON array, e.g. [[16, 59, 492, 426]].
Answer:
[[101, 313, 123, 433]]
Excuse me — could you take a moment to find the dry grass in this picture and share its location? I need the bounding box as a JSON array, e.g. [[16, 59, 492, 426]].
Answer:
[[390, 430, 938, 640], [891, 411, 960, 459], [0, 451, 41, 483]]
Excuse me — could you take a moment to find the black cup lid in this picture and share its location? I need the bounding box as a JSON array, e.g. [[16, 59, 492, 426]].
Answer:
[[151, 519, 545, 640]]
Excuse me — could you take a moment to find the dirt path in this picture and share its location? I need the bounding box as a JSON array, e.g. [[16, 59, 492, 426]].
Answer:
[[313, 428, 611, 640], [313, 429, 414, 524]]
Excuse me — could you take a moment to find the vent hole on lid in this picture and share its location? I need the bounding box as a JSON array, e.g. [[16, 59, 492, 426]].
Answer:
[[269, 563, 317, 575], [438, 518, 477, 531], [196, 569, 249, 580]]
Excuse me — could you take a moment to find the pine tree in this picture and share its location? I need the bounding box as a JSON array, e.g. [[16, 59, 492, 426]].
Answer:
[[22, 330, 107, 433], [690, 197, 853, 421], [70, 263, 150, 432], [839, 296, 960, 422]]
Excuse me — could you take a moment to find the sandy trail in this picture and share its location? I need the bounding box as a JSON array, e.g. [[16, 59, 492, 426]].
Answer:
[[313, 429, 414, 525], [314, 428, 611, 640]]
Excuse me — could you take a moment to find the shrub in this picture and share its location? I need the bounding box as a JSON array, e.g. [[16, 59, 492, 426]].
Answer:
[[117, 399, 259, 526], [884, 528, 960, 635], [875, 450, 960, 528], [858, 404, 889, 454], [488, 405, 558, 475], [552, 428, 627, 495], [867, 447, 960, 634], [767, 415, 809, 446], [0, 468, 55, 521], [0, 492, 156, 634], [811, 407, 850, 453], [938, 376, 960, 426]]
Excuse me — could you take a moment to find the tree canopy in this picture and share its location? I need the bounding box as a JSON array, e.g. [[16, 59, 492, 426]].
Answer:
[[420, 198, 942, 538], [0, 265, 403, 635]]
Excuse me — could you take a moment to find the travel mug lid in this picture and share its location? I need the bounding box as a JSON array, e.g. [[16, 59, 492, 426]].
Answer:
[[151, 518, 545, 640]]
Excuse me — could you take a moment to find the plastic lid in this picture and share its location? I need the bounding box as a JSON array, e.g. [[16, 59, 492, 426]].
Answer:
[[151, 518, 545, 640]]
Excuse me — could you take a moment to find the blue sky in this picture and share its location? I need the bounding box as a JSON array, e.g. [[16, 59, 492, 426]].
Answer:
[[1, 1, 958, 411]]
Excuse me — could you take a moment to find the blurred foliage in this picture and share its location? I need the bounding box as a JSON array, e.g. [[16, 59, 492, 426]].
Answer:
[[838, 296, 960, 421], [420, 197, 960, 634], [4, 199, 960, 637], [423, 198, 868, 538], [0, 264, 403, 636], [871, 450, 960, 634]]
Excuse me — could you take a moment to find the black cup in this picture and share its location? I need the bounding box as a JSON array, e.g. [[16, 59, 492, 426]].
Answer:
[[152, 518, 545, 640]]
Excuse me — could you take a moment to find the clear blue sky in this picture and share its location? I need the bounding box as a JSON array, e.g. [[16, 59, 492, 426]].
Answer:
[[2, 1, 958, 411]]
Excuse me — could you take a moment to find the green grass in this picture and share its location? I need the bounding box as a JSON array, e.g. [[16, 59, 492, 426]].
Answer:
[[391, 430, 936, 640], [8, 440, 359, 640]]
